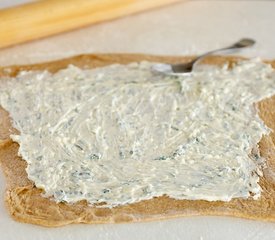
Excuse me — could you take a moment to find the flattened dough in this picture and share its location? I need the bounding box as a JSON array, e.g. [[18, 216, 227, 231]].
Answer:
[[0, 54, 274, 227]]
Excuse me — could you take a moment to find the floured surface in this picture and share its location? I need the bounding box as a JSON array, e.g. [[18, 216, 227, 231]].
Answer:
[[0, 54, 275, 227]]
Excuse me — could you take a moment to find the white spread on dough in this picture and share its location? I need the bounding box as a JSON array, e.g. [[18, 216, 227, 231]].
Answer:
[[0, 59, 274, 207]]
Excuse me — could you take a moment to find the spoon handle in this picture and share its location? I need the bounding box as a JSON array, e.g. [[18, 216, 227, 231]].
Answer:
[[193, 38, 255, 64], [172, 38, 255, 73]]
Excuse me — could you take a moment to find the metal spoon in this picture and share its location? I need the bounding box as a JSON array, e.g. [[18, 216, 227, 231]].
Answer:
[[152, 38, 256, 76]]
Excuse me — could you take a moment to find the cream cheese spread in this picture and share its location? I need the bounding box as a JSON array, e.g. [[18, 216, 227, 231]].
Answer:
[[0, 59, 274, 207]]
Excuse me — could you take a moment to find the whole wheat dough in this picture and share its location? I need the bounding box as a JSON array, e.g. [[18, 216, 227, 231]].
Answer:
[[0, 54, 274, 227]]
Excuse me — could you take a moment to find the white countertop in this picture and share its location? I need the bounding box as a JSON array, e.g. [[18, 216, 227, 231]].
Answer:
[[0, 1, 275, 239]]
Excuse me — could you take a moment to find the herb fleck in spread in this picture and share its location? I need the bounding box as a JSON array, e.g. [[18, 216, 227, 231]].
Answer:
[[0, 59, 274, 207]]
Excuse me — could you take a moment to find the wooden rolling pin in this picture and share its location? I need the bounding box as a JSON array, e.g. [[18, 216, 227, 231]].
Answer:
[[0, 0, 181, 49]]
